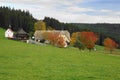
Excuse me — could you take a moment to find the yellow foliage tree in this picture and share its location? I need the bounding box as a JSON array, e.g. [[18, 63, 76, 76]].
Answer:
[[70, 32, 79, 45], [34, 20, 46, 30]]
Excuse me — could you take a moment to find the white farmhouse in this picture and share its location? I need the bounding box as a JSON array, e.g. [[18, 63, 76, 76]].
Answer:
[[34, 30, 71, 47], [5, 28, 14, 38]]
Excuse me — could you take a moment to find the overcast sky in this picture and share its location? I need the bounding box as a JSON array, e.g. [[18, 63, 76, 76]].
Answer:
[[0, 0, 120, 23]]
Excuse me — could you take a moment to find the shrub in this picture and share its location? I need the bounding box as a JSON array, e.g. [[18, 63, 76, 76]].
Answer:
[[103, 37, 119, 53]]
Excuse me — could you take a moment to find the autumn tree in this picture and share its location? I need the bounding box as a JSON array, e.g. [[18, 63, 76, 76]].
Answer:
[[56, 35, 66, 48], [48, 32, 59, 45], [70, 32, 78, 46], [48, 32, 66, 48], [70, 31, 98, 51], [34, 20, 46, 30], [70, 32, 85, 50], [103, 37, 118, 53], [74, 40, 85, 50], [79, 31, 98, 51]]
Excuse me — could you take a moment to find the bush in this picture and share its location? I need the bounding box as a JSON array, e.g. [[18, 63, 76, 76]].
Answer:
[[103, 37, 119, 53]]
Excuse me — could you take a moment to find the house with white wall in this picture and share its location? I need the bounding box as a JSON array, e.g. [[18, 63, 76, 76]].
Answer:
[[5, 28, 14, 39]]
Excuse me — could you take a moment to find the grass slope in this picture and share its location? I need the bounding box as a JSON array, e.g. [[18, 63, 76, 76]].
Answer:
[[0, 28, 120, 80]]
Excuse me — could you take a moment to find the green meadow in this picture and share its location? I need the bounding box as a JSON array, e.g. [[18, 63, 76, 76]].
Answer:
[[0, 28, 120, 80]]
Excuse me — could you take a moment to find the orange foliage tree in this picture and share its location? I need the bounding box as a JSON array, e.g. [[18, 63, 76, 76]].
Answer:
[[103, 37, 118, 53], [79, 31, 98, 51], [70, 31, 98, 51], [48, 32, 59, 45], [48, 32, 66, 48], [56, 35, 66, 48]]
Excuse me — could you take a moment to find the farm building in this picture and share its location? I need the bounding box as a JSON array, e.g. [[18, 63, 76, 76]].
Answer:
[[5, 28, 14, 39], [15, 28, 29, 40], [34, 30, 70, 47]]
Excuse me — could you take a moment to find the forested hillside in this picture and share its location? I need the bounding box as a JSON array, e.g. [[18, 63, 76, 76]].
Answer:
[[0, 6, 37, 32]]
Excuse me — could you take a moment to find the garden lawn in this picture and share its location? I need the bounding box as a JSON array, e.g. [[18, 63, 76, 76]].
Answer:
[[0, 28, 120, 80]]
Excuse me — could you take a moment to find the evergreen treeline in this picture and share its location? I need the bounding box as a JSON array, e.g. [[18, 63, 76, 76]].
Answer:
[[0, 6, 37, 32], [43, 17, 79, 33]]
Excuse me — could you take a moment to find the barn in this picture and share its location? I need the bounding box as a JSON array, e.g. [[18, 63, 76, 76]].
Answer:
[[15, 28, 29, 40]]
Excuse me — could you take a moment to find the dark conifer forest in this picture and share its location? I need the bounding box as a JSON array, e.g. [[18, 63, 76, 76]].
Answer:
[[0, 6, 37, 32], [0, 6, 120, 46]]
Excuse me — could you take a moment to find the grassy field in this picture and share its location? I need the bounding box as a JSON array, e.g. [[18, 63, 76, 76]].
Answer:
[[0, 28, 120, 80]]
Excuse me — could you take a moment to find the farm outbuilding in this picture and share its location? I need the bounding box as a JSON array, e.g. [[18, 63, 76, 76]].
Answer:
[[15, 28, 29, 40]]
